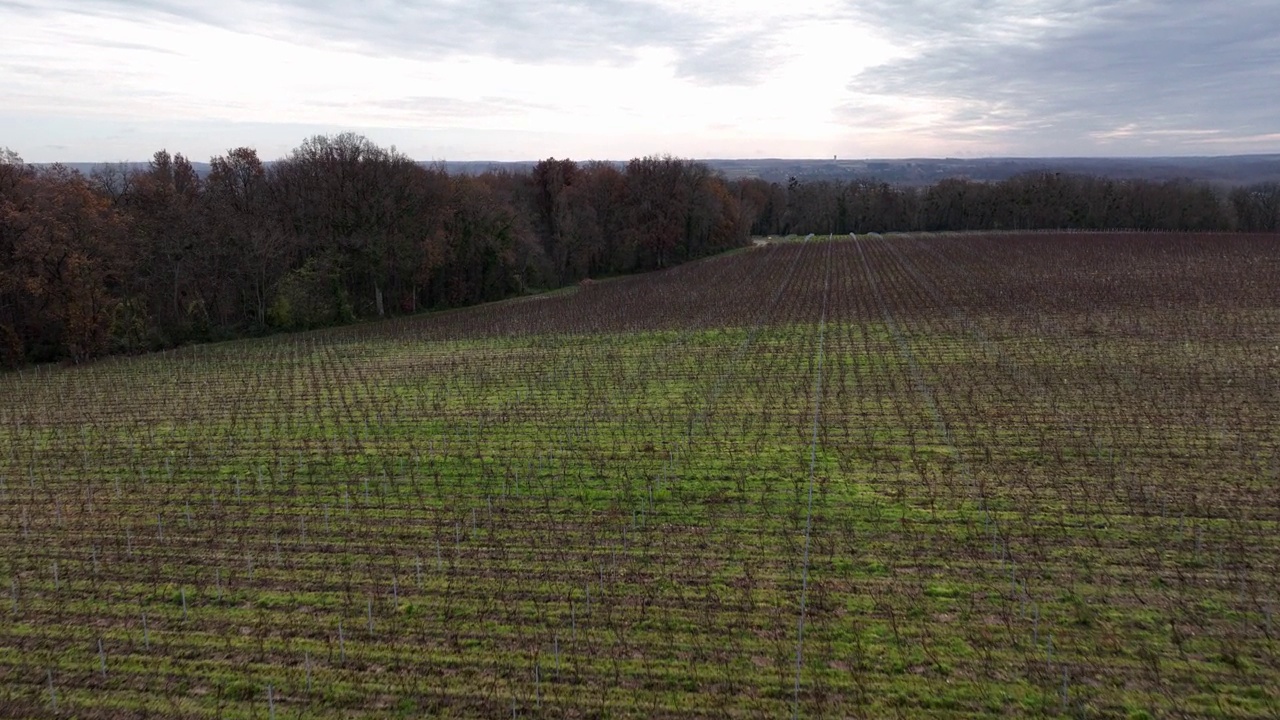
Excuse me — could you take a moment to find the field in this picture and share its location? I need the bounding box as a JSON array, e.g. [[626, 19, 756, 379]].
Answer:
[[1, 232, 1278, 718]]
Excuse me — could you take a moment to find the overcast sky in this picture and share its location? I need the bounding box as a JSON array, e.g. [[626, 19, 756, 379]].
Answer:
[[2, 0, 1277, 162]]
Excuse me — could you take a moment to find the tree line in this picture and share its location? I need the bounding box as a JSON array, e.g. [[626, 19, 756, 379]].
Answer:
[[2, 135, 1277, 366], [740, 172, 1280, 236], [0, 135, 746, 365]]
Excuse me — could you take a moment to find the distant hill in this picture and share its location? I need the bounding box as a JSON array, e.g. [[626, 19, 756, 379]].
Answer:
[[41, 154, 1280, 187], [50, 161, 215, 178]]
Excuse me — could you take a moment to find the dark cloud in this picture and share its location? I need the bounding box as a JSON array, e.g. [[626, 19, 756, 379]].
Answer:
[[843, 0, 1280, 152]]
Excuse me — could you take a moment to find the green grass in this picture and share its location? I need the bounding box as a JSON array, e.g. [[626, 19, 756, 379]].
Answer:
[[1, 233, 1278, 717]]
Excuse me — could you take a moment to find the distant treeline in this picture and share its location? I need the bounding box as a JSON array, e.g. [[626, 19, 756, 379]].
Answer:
[[749, 173, 1280, 236], [2, 135, 1278, 366]]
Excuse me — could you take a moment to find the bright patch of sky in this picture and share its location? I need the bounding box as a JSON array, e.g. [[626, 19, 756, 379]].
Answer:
[[1, 0, 1276, 162]]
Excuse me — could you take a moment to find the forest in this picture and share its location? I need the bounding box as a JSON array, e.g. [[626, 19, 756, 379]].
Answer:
[[2, 134, 1278, 366]]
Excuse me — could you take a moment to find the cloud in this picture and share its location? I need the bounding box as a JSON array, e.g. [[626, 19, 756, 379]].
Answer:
[[310, 95, 559, 124], [674, 32, 780, 87], [80, 38, 182, 56], [271, 0, 705, 65], [10, 0, 776, 86], [2, 0, 1276, 159], [0, 0, 230, 28], [841, 0, 1280, 153]]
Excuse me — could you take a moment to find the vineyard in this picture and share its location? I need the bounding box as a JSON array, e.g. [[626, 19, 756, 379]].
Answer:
[[1, 232, 1278, 718]]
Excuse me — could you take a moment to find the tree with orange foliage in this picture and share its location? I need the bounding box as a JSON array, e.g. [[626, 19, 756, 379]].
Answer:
[[0, 159, 129, 364]]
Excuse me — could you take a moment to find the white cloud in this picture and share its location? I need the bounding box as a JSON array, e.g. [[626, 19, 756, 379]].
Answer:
[[0, 0, 1276, 161]]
